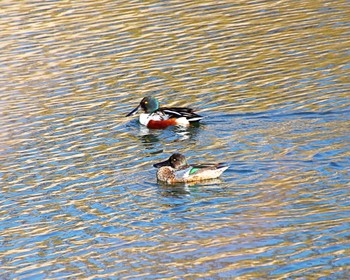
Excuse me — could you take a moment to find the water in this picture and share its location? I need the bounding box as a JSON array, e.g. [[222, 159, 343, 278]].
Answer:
[[1, 0, 350, 279]]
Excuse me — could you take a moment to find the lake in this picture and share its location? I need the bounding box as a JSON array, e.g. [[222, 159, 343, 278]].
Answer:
[[1, 0, 350, 279]]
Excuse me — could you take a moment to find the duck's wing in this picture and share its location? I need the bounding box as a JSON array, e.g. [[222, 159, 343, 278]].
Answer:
[[189, 163, 229, 177], [173, 166, 193, 181], [191, 163, 228, 170], [174, 164, 229, 181], [160, 107, 203, 121]]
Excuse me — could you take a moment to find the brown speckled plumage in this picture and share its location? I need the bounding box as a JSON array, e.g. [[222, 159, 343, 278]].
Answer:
[[153, 153, 229, 184]]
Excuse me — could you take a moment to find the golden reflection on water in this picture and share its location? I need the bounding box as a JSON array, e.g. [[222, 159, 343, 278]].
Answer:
[[1, 0, 350, 278]]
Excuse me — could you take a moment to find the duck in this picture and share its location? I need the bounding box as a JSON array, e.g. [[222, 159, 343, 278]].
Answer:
[[126, 96, 203, 129], [153, 153, 229, 183]]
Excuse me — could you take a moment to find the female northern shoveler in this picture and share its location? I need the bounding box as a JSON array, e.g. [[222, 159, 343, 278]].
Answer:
[[125, 96, 203, 129], [153, 153, 229, 184]]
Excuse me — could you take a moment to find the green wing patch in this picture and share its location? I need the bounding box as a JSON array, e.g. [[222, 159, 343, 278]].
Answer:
[[190, 167, 200, 175]]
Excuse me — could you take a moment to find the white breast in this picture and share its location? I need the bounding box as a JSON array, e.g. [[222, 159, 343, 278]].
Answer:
[[139, 114, 150, 126], [139, 112, 168, 126]]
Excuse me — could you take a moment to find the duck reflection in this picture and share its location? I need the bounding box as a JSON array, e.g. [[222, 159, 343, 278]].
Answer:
[[158, 183, 192, 198], [172, 124, 201, 142], [136, 123, 202, 150], [139, 131, 160, 146], [157, 178, 224, 198]]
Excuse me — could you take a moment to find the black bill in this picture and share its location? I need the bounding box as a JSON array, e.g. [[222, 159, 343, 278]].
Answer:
[[126, 104, 140, 117], [153, 158, 171, 168]]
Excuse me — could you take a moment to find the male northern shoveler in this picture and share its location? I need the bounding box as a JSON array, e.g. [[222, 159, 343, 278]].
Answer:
[[153, 153, 229, 183], [125, 96, 203, 129]]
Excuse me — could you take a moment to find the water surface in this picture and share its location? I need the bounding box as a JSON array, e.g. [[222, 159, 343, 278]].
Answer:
[[1, 0, 350, 279]]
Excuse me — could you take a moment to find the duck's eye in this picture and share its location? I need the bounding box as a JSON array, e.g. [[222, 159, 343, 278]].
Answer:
[[173, 158, 176, 161], [144, 101, 148, 104]]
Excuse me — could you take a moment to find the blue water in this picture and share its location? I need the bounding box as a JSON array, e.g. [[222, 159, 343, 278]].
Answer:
[[1, 0, 350, 279]]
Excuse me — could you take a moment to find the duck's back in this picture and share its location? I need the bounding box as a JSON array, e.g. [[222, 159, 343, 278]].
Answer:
[[186, 165, 229, 181], [161, 107, 203, 122]]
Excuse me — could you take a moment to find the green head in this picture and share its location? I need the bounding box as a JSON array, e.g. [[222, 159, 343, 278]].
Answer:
[[126, 96, 160, 116], [140, 96, 159, 113]]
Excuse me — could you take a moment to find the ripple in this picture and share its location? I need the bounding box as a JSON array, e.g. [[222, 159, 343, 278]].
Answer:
[[1, 0, 350, 278]]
